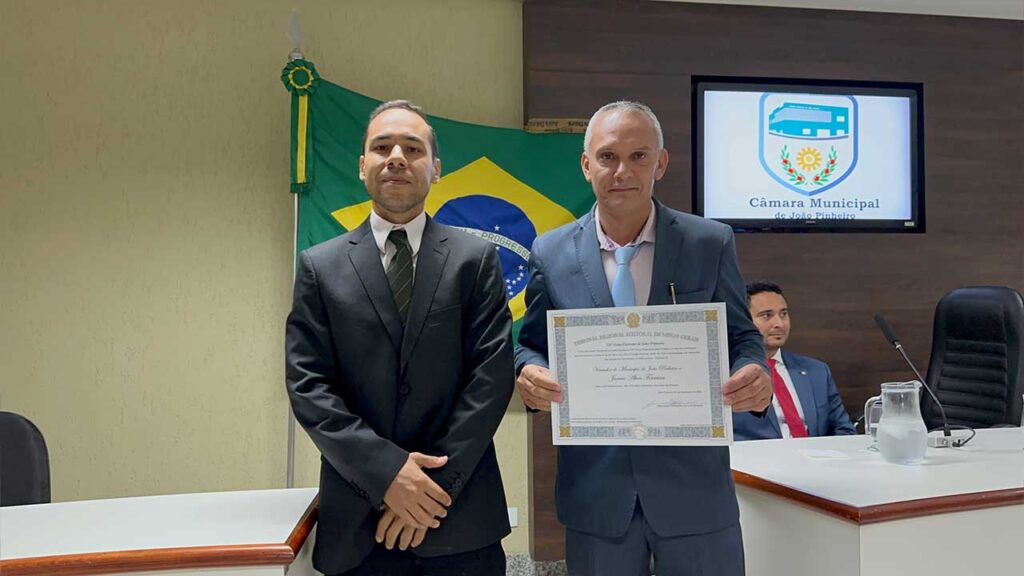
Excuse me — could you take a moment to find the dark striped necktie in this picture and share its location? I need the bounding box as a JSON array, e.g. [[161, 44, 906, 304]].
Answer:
[[386, 229, 414, 325]]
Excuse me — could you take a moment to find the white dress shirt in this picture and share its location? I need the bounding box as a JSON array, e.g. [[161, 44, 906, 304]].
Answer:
[[369, 209, 426, 271]]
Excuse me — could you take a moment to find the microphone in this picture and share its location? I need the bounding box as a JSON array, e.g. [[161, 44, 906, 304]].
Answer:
[[873, 314, 956, 447], [875, 314, 900, 348]]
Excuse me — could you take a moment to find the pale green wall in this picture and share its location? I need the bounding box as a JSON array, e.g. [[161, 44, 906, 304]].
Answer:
[[0, 0, 530, 553]]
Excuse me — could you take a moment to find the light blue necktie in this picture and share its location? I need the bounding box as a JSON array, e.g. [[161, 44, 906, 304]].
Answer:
[[611, 245, 640, 307]]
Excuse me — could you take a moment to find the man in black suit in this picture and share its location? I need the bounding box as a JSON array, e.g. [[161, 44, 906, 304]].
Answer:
[[286, 100, 514, 575]]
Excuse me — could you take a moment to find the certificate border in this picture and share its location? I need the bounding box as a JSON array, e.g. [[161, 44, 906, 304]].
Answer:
[[550, 304, 728, 443]]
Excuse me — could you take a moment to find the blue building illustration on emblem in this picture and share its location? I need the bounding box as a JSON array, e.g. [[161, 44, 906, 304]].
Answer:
[[759, 93, 859, 197], [768, 103, 850, 140]]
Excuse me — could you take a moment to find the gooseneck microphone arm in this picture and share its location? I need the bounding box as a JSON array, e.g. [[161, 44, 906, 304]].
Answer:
[[874, 314, 951, 438]]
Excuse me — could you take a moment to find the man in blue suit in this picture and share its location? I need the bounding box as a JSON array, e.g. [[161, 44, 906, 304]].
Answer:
[[734, 281, 856, 441], [514, 101, 772, 576]]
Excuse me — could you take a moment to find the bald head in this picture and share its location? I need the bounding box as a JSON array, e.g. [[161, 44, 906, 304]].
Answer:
[[583, 101, 664, 153]]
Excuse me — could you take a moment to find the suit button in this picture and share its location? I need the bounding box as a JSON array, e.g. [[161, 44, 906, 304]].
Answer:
[[400, 385, 411, 395]]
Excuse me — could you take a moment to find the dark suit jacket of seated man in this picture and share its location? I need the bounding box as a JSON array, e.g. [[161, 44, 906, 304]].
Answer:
[[734, 280, 856, 441], [286, 101, 514, 576]]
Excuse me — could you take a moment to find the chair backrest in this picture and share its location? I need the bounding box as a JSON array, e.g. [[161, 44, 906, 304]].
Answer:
[[922, 286, 1024, 429], [0, 411, 51, 506]]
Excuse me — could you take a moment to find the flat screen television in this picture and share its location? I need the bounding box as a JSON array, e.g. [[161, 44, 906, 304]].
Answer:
[[692, 76, 924, 232]]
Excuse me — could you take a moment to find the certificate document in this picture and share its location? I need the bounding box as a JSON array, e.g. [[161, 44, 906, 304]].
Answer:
[[547, 303, 732, 446]]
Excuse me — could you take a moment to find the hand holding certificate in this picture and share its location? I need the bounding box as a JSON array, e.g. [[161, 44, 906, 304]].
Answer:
[[547, 303, 732, 446]]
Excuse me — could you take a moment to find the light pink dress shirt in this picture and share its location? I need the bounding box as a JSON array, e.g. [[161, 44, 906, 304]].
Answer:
[[594, 201, 657, 306]]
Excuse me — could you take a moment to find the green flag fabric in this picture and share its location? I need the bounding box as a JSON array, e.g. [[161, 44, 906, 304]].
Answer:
[[283, 60, 594, 338]]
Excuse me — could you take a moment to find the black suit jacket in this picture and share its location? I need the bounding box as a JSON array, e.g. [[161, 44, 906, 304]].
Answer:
[[286, 216, 514, 574]]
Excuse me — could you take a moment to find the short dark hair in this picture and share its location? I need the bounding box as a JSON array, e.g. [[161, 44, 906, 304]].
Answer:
[[361, 99, 439, 159], [746, 280, 784, 303]]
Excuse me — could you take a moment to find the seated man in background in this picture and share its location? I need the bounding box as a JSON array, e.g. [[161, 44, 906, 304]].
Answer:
[[734, 281, 856, 440]]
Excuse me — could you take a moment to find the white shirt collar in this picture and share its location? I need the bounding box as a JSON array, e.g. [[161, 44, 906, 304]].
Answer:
[[369, 209, 426, 258], [770, 348, 785, 365], [595, 200, 657, 251]]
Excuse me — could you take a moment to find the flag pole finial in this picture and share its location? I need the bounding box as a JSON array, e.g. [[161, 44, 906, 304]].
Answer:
[[287, 9, 305, 61]]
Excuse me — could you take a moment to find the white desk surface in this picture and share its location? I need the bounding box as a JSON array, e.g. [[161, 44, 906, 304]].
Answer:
[[0, 487, 318, 561], [730, 428, 1024, 508]]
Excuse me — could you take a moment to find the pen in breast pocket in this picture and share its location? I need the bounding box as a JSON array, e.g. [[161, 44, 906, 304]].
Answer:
[[669, 282, 677, 304]]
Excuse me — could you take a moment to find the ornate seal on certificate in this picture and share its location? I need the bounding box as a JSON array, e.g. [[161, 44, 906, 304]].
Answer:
[[626, 312, 641, 328], [631, 425, 648, 440]]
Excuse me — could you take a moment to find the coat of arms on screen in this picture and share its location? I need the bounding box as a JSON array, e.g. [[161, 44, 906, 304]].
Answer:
[[758, 94, 858, 197]]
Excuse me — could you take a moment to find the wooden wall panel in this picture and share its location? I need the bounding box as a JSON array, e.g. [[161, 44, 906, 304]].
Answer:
[[524, 0, 1023, 560]]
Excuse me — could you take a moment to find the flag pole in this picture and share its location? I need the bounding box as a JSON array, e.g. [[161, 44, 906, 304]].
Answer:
[[287, 190, 299, 489], [285, 9, 305, 490]]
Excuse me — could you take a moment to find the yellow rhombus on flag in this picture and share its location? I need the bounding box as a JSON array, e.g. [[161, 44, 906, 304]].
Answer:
[[332, 157, 576, 323]]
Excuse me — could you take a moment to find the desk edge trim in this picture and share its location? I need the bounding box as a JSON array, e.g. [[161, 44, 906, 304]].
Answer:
[[732, 470, 1024, 524], [0, 493, 320, 576]]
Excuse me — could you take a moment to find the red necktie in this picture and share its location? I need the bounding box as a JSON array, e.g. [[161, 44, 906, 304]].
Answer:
[[768, 358, 808, 438]]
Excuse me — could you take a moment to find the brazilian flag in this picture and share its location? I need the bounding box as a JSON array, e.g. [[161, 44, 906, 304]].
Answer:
[[282, 60, 594, 339]]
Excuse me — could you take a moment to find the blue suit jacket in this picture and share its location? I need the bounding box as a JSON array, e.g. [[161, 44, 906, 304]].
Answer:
[[515, 201, 767, 538], [733, 351, 856, 441]]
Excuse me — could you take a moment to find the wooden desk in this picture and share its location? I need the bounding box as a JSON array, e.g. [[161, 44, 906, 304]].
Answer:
[[731, 428, 1024, 576], [0, 488, 319, 576]]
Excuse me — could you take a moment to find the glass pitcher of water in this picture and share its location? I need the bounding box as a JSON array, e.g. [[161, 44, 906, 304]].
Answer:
[[876, 381, 928, 465]]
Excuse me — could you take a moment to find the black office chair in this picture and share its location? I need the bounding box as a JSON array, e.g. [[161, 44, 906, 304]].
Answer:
[[921, 286, 1024, 430], [0, 411, 51, 506]]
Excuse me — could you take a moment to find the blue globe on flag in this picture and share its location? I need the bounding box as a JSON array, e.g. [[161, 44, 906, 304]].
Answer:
[[433, 195, 535, 301]]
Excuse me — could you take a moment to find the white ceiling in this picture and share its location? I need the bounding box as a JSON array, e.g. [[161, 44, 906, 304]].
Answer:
[[654, 0, 1024, 20]]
